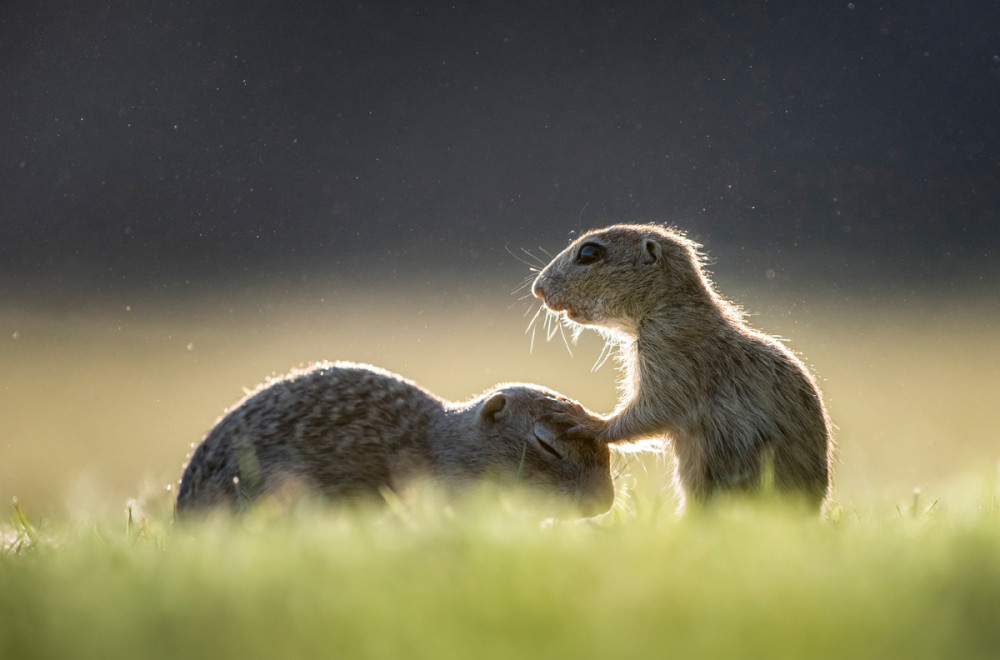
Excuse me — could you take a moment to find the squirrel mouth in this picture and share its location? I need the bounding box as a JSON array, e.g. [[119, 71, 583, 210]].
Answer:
[[536, 290, 589, 323], [545, 301, 585, 323], [543, 299, 603, 327], [542, 299, 573, 316]]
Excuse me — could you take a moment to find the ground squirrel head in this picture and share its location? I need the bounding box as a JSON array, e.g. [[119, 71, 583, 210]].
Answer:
[[469, 384, 615, 517], [532, 224, 710, 334]]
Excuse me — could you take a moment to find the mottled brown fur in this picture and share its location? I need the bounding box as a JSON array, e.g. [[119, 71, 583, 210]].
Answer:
[[532, 224, 833, 511], [176, 361, 614, 518]]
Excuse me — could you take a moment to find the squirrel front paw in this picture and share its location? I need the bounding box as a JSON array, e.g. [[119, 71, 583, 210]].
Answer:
[[541, 399, 608, 441]]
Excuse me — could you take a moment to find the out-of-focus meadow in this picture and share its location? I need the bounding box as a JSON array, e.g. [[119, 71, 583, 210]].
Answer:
[[2, 277, 997, 517], [3, 278, 1000, 660]]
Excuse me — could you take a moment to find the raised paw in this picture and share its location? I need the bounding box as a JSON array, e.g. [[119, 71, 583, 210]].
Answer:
[[540, 399, 607, 441]]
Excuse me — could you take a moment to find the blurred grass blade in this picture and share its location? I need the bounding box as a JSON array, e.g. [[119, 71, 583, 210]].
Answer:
[[11, 497, 39, 547]]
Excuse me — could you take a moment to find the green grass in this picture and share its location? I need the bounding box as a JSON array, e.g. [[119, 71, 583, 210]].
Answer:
[[2, 481, 999, 660], [2, 285, 999, 659]]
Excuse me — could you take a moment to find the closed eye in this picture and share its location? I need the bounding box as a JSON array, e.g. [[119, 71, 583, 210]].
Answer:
[[535, 437, 563, 459]]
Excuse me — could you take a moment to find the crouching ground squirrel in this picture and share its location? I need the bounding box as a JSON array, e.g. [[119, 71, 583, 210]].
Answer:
[[531, 224, 832, 511], [176, 361, 615, 518]]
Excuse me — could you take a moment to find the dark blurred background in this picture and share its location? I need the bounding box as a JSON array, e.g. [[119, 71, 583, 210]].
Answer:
[[3, 0, 999, 512], [2, 0, 998, 298]]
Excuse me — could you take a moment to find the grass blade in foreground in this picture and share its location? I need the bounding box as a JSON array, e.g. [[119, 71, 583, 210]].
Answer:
[[1, 484, 999, 660]]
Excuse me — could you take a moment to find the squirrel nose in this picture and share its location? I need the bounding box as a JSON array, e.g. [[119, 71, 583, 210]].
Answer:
[[532, 282, 546, 300]]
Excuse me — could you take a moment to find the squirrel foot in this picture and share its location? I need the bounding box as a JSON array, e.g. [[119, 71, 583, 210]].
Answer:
[[541, 399, 608, 441]]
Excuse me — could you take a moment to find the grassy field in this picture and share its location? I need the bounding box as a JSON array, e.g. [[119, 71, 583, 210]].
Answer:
[[2, 280, 999, 658], [2, 485, 999, 659]]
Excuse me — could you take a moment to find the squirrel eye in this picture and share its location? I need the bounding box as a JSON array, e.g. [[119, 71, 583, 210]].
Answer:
[[576, 243, 604, 265], [535, 436, 563, 459]]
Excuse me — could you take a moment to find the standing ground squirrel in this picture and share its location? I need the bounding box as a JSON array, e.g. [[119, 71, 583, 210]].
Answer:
[[176, 361, 615, 518], [531, 224, 832, 511]]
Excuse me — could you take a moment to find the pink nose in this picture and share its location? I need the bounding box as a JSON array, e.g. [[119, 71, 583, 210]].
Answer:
[[532, 283, 546, 300]]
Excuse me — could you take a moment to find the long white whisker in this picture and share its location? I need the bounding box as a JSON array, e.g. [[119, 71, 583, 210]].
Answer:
[[510, 277, 533, 296], [525, 304, 544, 334], [592, 342, 608, 372], [546, 312, 560, 342], [557, 318, 574, 358], [592, 338, 615, 372]]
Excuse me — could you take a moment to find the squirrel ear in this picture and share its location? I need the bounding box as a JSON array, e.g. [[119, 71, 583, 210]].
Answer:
[[641, 237, 661, 266], [479, 393, 507, 421]]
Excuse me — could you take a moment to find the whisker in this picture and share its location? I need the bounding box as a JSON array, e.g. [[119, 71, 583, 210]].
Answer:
[[591, 345, 607, 372], [592, 338, 615, 372], [507, 296, 528, 312], [546, 313, 560, 342], [537, 245, 554, 259], [504, 244, 537, 269], [557, 318, 574, 358], [525, 304, 544, 333], [613, 456, 633, 481], [507, 293, 534, 306], [510, 276, 534, 296], [506, 246, 543, 273], [519, 247, 547, 268]]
